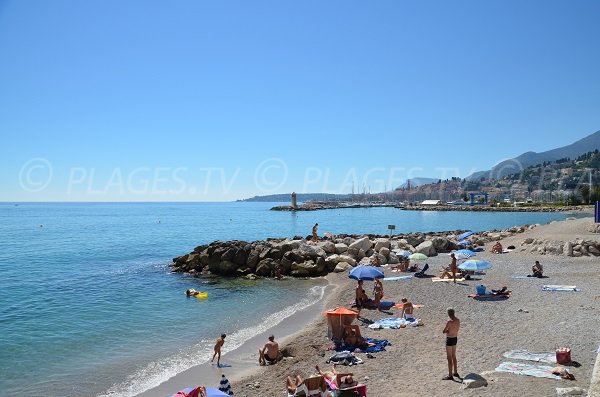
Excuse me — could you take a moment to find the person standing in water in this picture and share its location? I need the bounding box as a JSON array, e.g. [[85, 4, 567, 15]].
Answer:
[[442, 308, 460, 380], [211, 334, 226, 367], [312, 223, 319, 242]]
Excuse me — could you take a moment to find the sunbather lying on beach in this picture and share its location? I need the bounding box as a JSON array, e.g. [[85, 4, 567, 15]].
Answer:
[[286, 375, 303, 394], [491, 286, 510, 296], [315, 365, 358, 390]]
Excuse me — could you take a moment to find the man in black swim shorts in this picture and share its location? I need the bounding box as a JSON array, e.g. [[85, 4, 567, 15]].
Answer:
[[442, 308, 461, 380]]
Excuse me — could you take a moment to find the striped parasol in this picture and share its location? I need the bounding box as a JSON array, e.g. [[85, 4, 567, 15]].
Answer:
[[219, 374, 234, 396], [452, 249, 476, 260]]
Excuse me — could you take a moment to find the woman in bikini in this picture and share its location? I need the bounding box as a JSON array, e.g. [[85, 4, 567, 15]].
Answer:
[[373, 279, 384, 310]]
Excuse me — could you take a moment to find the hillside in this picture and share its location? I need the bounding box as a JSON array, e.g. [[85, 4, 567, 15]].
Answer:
[[467, 130, 600, 180]]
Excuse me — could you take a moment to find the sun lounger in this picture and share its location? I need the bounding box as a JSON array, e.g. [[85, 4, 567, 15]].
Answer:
[[495, 362, 561, 380], [332, 373, 367, 397]]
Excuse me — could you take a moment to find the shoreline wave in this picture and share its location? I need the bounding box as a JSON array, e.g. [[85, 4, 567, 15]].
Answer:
[[98, 284, 326, 397]]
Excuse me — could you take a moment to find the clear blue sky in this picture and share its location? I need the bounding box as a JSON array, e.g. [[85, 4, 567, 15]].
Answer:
[[1, 0, 599, 201]]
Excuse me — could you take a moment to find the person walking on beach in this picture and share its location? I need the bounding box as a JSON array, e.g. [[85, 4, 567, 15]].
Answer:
[[258, 335, 280, 366], [449, 253, 458, 283], [373, 279, 384, 310], [211, 334, 226, 367], [442, 308, 460, 380], [312, 223, 319, 242]]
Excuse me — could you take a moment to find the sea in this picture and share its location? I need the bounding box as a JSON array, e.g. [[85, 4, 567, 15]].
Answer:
[[0, 202, 582, 397]]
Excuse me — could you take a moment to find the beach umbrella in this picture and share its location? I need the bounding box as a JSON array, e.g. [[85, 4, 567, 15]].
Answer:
[[452, 249, 476, 259], [458, 239, 472, 246], [457, 231, 475, 240], [393, 249, 412, 258], [348, 265, 384, 281], [458, 259, 492, 271], [408, 253, 428, 261], [219, 374, 234, 396]]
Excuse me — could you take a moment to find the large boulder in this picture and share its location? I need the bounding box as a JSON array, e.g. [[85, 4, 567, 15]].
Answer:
[[405, 235, 424, 247], [217, 260, 238, 275], [233, 248, 249, 265], [564, 242, 573, 257], [291, 260, 319, 277], [374, 238, 390, 252], [379, 247, 390, 259], [414, 240, 436, 256], [388, 252, 399, 265], [349, 237, 372, 253], [334, 262, 353, 273], [319, 241, 336, 254], [462, 373, 488, 389], [432, 237, 453, 253], [324, 254, 357, 267], [335, 243, 349, 254], [588, 245, 600, 256], [255, 258, 277, 276]]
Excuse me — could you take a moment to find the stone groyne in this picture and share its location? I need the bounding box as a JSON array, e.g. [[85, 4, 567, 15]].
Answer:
[[170, 226, 533, 279]]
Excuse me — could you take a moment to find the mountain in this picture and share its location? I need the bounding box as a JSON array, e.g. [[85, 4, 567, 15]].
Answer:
[[239, 193, 351, 202], [398, 178, 440, 189], [466, 130, 600, 181]]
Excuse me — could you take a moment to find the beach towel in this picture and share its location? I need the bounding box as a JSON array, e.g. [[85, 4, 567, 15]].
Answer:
[[432, 277, 466, 282], [468, 293, 510, 301], [335, 338, 391, 354], [495, 362, 561, 380], [172, 387, 206, 397], [368, 317, 420, 329], [383, 276, 413, 281], [503, 350, 556, 364], [326, 351, 363, 366], [542, 285, 579, 292], [392, 303, 424, 310]]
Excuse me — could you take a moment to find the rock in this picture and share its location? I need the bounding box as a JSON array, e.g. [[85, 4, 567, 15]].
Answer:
[[405, 235, 424, 247], [414, 240, 436, 256], [545, 241, 564, 255], [319, 241, 336, 254], [266, 248, 283, 260], [358, 257, 371, 266], [462, 373, 488, 389], [523, 238, 535, 245], [573, 244, 582, 252], [357, 249, 366, 260], [349, 237, 372, 252], [374, 238, 390, 252], [588, 245, 600, 256], [379, 247, 390, 259], [335, 243, 349, 254], [324, 254, 357, 267], [291, 260, 318, 276], [580, 245, 589, 256], [347, 247, 360, 257], [388, 252, 399, 264], [572, 251, 582, 257], [431, 237, 452, 253], [334, 262, 353, 273], [556, 387, 586, 395], [255, 258, 277, 276], [218, 260, 238, 275], [564, 242, 573, 257]]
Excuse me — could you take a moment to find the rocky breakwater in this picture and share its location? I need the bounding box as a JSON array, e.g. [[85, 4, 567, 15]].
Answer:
[[518, 222, 600, 257], [170, 226, 531, 278]]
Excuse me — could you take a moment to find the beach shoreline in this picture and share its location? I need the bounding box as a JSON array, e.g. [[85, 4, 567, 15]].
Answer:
[[228, 216, 600, 397], [135, 277, 340, 397]]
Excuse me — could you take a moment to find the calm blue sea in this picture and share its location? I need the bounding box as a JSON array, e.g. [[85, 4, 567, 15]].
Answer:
[[0, 202, 578, 397]]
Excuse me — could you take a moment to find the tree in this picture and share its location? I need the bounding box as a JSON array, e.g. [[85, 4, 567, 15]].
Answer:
[[579, 185, 590, 204], [461, 192, 468, 202]]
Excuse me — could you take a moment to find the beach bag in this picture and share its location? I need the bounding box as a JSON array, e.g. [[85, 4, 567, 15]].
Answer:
[[556, 348, 571, 365], [326, 351, 362, 366]]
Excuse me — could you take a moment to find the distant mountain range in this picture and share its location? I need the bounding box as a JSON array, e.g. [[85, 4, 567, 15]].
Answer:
[[398, 178, 440, 189], [240, 193, 351, 202], [466, 130, 600, 181]]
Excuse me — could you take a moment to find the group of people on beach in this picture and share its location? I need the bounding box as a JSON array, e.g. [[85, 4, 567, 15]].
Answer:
[[210, 334, 280, 368]]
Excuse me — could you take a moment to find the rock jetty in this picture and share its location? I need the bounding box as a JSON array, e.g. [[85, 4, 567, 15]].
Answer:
[[170, 226, 532, 279], [518, 222, 600, 257], [271, 202, 395, 211]]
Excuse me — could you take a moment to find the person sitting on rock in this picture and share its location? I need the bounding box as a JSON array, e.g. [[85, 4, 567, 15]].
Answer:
[[491, 242, 503, 254], [531, 261, 543, 278], [369, 254, 381, 267]]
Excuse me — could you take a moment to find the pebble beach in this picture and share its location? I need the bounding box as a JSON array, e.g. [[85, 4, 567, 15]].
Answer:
[[227, 216, 599, 397]]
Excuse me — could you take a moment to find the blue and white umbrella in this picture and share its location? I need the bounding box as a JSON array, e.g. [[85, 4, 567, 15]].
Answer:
[[453, 249, 476, 259], [393, 249, 412, 258], [219, 374, 234, 396], [457, 231, 475, 240], [348, 265, 385, 281], [458, 259, 492, 271], [458, 239, 472, 246]]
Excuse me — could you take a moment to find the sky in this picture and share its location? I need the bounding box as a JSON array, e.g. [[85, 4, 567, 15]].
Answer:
[[1, 0, 599, 201]]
